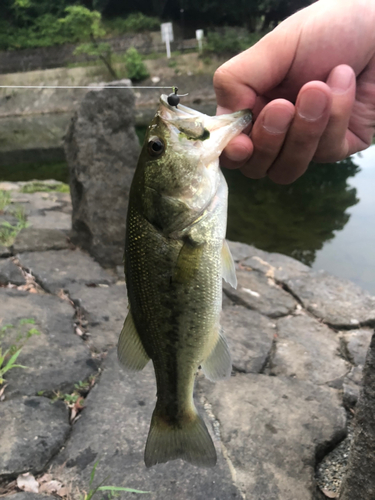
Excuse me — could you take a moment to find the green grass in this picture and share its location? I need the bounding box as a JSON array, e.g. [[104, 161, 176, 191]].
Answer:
[[0, 195, 28, 246], [20, 181, 69, 193]]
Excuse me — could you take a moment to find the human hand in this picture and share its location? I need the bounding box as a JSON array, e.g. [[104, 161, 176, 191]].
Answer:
[[214, 0, 375, 184]]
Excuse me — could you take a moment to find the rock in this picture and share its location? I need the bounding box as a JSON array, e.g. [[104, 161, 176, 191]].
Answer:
[[269, 315, 349, 386], [243, 250, 310, 282], [0, 245, 12, 257], [0, 259, 25, 285], [0, 396, 69, 478], [13, 228, 70, 253], [17, 249, 115, 294], [200, 373, 346, 500], [66, 282, 127, 351], [65, 80, 140, 268], [283, 270, 375, 327], [222, 303, 275, 373], [2, 494, 56, 500], [0, 289, 97, 398], [52, 351, 241, 500], [26, 212, 71, 231], [342, 329, 373, 366], [223, 268, 296, 317], [227, 240, 259, 262], [339, 334, 375, 499]]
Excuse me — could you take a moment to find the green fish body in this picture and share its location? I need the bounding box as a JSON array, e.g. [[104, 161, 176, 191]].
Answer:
[[118, 96, 252, 468]]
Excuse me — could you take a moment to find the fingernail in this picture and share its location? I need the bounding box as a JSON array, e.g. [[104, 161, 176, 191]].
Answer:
[[298, 89, 328, 120], [328, 65, 354, 94], [263, 107, 294, 134], [216, 105, 233, 116]]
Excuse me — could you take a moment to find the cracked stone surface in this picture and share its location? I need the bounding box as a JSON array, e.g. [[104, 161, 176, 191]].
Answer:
[[0, 396, 70, 478], [1, 495, 57, 500], [223, 269, 297, 317], [222, 302, 276, 373], [17, 249, 115, 294], [51, 351, 241, 500], [13, 228, 70, 253], [284, 270, 375, 327], [0, 259, 25, 286], [0, 289, 97, 398], [200, 374, 346, 500], [1, 186, 374, 499], [66, 282, 127, 351], [269, 314, 349, 386]]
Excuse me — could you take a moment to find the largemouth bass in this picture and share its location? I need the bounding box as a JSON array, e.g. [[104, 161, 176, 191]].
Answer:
[[118, 95, 252, 468]]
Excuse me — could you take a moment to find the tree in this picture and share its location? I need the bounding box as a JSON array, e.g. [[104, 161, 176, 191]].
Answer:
[[59, 6, 118, 79]]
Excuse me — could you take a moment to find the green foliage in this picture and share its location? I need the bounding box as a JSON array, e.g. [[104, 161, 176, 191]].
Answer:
[[0, 191, 11, 212], [0, 194, 28, 246], [124, 47, 149, 81], [204, 27, 262, 55], [20, 181, 69, 193], [0, 347, 25, 385], [60, 6, 105, 41], [82, 459, 150, 500], [0, 317, 40, 385], [104, 12, 159, 34]]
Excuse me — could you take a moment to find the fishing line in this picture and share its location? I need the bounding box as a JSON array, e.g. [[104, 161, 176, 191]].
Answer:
[[0, 85, 187, 106], [0, 85, 175, 89]]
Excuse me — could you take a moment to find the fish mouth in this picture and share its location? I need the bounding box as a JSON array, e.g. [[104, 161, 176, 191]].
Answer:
[[159, 95, 252, 162]]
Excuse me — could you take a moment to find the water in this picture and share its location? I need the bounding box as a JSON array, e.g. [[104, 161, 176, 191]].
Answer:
[[0, 139, 374, 295], [224, 146, 375, 295]]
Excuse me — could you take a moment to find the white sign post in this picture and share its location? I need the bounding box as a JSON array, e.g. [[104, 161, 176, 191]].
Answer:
[[161, 22, 174, 59], [196, 29, 204, 53]]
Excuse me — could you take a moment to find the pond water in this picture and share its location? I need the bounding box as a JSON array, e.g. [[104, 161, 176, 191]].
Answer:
[[224, 145, 375, 295], [1, 139, 374, 295]]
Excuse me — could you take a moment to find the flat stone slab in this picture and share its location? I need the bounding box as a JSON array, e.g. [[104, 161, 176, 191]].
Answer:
[[0, 258, 25, 285], [0, 289, 97, 398], [269, 315, 349, 386], [17, 249, 115, 294], [13, 228, 70, 253], [66, 282, 128, 352], [222, 303, 276, 373], [2, 494, 56, 500], [26, 212, 71, 231], [284, 270, 375, 327], [223, 269, 296, 317], [201, 373, 346, 500], [0, 396, 69, 478], [52, 351, 241, 500], [0, 245, 12, 257]]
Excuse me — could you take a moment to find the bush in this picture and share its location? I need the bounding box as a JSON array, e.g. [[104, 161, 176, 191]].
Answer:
[[124, 47, 149, 81], [204, 27, 262, 56], [105, 13, 160, 34]]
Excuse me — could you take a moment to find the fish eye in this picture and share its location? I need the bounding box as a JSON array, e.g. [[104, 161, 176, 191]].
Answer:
[[147, 136, 165, 157]]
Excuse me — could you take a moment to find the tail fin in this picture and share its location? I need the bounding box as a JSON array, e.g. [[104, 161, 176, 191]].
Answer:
[[144, 407, 217, 468]]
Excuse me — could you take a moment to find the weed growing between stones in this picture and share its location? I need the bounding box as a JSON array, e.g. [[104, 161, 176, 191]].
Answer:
[[0, 318, 40, 390], [0, 190, 29, 246], [81, 459, 150, 500]]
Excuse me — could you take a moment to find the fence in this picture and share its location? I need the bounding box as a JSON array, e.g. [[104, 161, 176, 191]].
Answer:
[[0, 33, 198, 75]]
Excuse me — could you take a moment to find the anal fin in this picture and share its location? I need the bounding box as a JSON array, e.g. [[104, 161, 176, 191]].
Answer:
[[117, 310, 150, 371], [201, 329, 232, 381], [222, 239, 237, 289]]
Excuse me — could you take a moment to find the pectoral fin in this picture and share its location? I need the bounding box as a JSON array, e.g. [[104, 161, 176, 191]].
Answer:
[[201, 329, 232, 381], [173, 239, 204, 284], [117, 310, 150, 371], [222, 239, 237, 289]]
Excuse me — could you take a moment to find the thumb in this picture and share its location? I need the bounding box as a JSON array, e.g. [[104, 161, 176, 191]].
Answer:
[[214, 14, 304, 114]]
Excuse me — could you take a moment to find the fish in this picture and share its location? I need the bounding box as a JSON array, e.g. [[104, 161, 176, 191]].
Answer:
[[117, 95, 252, 468]]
